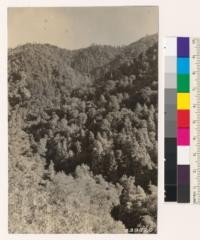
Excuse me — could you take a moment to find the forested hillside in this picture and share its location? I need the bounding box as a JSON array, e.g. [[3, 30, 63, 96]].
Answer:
[[8, 34, 158, 233]]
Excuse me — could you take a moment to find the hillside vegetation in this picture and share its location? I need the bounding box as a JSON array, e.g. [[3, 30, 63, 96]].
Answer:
[[8, 34, 158, 233]]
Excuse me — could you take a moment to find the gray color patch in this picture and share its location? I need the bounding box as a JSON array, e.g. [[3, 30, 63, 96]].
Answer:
[[165, 120, 176, 137], [165, 104, 176, 121], [165, 73, 177, 89], [165, 89, 177, 105], [165, 56, 177, 74]]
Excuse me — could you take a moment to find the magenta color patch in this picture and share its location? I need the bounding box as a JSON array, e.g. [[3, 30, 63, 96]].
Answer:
[[177, 128, 190, 145]]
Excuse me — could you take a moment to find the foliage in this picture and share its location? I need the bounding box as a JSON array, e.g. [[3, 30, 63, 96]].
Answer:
[[111, 175, 157, 233], [8, 34, 158, 233]]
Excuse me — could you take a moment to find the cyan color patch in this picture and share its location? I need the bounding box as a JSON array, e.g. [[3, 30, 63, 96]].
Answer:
[[177, 58, 190, 74]]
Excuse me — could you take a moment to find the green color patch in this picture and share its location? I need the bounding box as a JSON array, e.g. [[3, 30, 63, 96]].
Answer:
[[177, 74, 190, 92]]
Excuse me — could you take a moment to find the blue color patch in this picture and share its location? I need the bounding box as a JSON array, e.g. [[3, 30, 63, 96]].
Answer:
[[177, 58, 190, 74]]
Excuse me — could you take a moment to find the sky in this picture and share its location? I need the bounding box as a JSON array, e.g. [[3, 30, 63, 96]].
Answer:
[[8, 7, 158, 50]]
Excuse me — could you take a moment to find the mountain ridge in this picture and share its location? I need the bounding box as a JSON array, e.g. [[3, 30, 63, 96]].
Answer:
[[8, 33, 158, 109]]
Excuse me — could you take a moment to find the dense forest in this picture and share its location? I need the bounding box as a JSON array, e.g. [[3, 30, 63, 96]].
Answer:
[[8, 34, 158, 233]]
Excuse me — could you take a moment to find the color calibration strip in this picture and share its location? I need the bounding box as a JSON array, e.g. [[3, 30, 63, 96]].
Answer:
[[165, 37, 191, 203], [165, 37, 200, 204]]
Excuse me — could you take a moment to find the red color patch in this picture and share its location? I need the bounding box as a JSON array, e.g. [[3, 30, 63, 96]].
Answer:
[[177, 110, 190, 128]]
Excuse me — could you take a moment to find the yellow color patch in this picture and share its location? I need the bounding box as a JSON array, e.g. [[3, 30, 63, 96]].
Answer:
[[177, 93, 190, 109]]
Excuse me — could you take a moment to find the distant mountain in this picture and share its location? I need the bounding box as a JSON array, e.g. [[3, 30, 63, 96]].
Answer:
[[8, 34, 158, 109]]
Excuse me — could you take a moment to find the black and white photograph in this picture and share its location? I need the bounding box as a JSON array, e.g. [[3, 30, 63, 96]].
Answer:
[[8, 6, 158, 233]]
